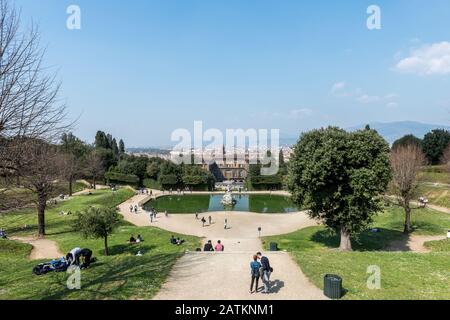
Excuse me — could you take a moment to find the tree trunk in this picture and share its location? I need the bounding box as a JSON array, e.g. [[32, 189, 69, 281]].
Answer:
[[37, 191, 47, 238], [68, 177, 73, 197], [403, 203, 412, 234], [339, 228, 352, 251], [104, 236, 109, 256]]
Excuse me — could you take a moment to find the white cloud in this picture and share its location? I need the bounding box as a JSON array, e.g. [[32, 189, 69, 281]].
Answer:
[[331, 82, 346, 93], [290, 108, 313, 118], [386, 102, 398, 108], [356, 94, 380, 104], [395, 41, 450, 75]]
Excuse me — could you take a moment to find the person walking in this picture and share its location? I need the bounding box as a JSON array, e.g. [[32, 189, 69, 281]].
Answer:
[[215, 240, 224, 252], [208, 216, 212, 225], [250, 255, 261, 294], [201, 217, 206, 227], [257, 252, 273, 293], [150, 211, 153, 223], [224, 218, 228, 230], [195, 212, 199, 220]]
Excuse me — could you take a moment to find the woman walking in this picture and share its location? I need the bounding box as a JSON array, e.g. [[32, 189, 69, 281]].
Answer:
[[250, 255, 261, 294]]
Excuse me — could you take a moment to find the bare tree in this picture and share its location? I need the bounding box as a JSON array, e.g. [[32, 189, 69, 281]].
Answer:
[[440, 144, 450, 169], [58, 153, 80, 196], [0, 0, 69, 182], [85, 151, 104, 189], [0, 0, 67, 139], [18, 140, 64, 237], [390, 144, 426, 234]]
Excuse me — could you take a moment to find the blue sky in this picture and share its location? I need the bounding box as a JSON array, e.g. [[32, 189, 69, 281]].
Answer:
[[14, 0, 450, 147]]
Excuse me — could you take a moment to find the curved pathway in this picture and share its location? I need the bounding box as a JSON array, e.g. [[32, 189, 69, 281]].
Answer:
[[386, 235, 447, 253], [119, 189, 326, 300], [10, 237, 63, 260]]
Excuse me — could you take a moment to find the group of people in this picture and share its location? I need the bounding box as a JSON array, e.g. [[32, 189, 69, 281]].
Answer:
[[129, 234, 143, 243], [66, 247, 93, 269], [196, 213, 213, 227], [137, 188, 152, 196], [249, 252, 273, 294], [170, 235, 185, 246], [129, 204, 139, 214], [203, 240, 224, 252]]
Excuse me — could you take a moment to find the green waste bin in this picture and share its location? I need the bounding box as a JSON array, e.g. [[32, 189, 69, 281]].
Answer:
[[269, 242, 278, 251], [324, 274, 342, 299]]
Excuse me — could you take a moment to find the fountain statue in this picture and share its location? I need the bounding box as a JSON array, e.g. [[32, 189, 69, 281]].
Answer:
[[221, 185, 236, 206]]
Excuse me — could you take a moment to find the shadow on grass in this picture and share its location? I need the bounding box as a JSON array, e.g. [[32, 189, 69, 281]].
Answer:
[[106, 244, 157, 256], [41, 253, 180, 300], [310, 228, 405, 252]]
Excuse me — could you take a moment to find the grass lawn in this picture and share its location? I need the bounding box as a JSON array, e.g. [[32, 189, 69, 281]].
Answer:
[[264, 206, 450, 300], [416, 183, 450, 208], [0, 188, 201, 300], [419, 166, 450, 184]]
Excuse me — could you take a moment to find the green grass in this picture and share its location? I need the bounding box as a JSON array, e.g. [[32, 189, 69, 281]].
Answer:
[[374, 206, 450, 235], [419, 166, 450, 184], [416, 183, 450, 208], [0, 188, 201, 300], [263, 207, 450, 300]]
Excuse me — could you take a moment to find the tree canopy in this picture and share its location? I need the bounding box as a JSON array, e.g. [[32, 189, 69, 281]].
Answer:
[[287, 127, 392, 251], [422, 129, 450, 165], [392, 134, 422, 151]]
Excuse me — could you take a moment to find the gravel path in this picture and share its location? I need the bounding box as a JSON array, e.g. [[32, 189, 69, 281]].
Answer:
[[386, 235, 447, 253], [11, 237, 63, 260]]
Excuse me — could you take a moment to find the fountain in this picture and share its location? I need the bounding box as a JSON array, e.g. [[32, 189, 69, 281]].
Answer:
[[221, 185, 236, 206]]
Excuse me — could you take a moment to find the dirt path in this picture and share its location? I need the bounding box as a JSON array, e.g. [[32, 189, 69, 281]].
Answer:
[[10, 237, 64, 260], [154, 251, 326, 300], [386, 235, 447, 253]]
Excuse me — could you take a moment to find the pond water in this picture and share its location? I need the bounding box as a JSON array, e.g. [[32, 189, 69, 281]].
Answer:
[[144, 194, 299, 214]]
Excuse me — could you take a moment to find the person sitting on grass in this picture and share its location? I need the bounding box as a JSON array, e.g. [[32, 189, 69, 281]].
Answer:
[[66, 247, 81, 266], [203, 240, 214, 252], [136, 234, 143, 243], [0, 228, 7, 239], [129, 235, 136, 243], [170, 235, 178, 245], [176, 237, 185, 245]]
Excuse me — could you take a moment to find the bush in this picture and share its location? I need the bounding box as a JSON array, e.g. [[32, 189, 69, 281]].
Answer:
[[143, 178, 162, 190], [105, 171, 139, 185]]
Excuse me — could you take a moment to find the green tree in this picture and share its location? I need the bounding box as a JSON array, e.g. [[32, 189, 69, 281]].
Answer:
[[392, 134, 422, 151], [422, 129, 450, 165], [119, 139, 125, 154], [74, 206, 122, 256], [95, 131, 109, 149], [146, 161, 160, 180], [287, 127, 392, 251]]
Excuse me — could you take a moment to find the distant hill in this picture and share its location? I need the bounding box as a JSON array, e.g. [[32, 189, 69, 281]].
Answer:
[[126, 147, 170, 155], [347, 121, 450, 144]]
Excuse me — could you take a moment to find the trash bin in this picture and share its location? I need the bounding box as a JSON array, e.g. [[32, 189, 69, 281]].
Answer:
[[269, 242, 278, 251], [324, 274, 342, 299]]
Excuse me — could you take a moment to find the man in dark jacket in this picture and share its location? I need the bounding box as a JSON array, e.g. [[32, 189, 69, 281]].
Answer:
[[257, 252, 272, 293], [203, 240, 214, 252]]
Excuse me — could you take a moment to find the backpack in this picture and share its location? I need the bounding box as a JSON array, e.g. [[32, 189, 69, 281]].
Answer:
[[251, 262, 260, 277]]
